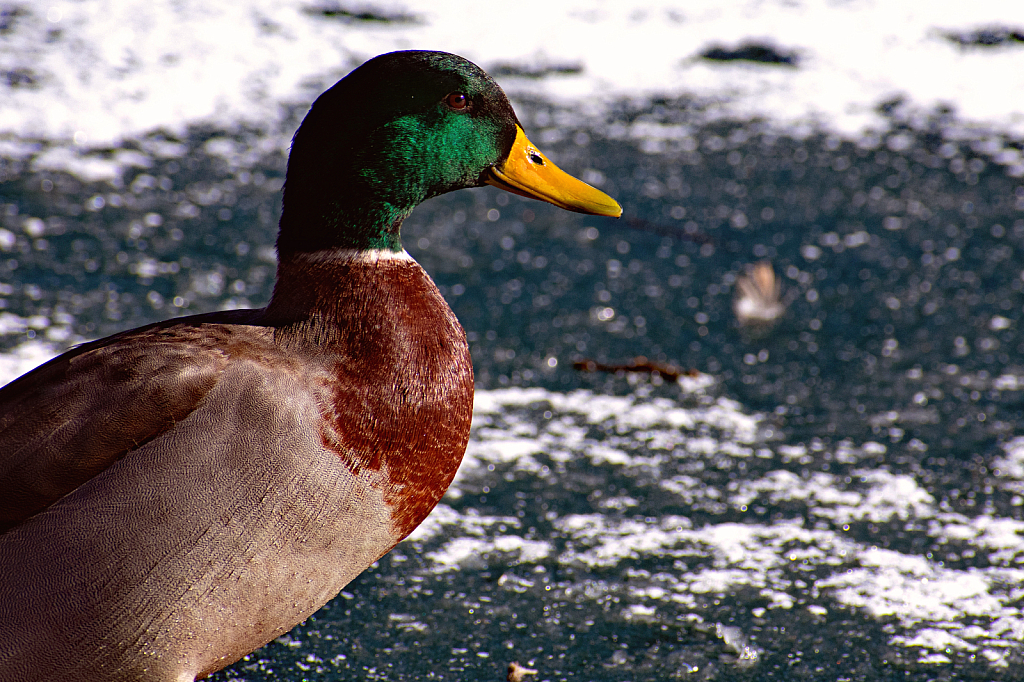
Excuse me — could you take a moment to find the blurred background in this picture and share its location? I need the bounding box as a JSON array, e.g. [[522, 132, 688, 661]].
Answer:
[[3, 1, 1024, 679]]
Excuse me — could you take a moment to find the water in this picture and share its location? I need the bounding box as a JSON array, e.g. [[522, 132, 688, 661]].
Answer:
[[3, 2, 1024, 680]]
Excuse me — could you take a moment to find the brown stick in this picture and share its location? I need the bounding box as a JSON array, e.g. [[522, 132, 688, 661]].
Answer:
[[573, 356, 698, 381]]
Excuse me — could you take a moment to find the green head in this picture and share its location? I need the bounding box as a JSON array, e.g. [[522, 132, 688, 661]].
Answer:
[[277, 50, 620, 256]]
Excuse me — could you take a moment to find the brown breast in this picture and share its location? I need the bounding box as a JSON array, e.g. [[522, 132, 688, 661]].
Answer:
[[264, 252, 475, 541]]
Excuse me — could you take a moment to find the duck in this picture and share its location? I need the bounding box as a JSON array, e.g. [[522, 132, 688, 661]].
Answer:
[[0, 50, 620, 681]]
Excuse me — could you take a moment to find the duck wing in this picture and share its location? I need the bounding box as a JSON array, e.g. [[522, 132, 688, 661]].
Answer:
[[0, 311, 400, 680], [0, 312, 257, 531]]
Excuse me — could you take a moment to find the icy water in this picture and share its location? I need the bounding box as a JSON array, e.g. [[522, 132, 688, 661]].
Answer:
[[4, 2, 1024, 681], [4, 97, 1024, 681]]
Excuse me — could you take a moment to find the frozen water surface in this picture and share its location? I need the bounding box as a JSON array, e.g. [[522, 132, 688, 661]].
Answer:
[[3, 1, 1024, 679]]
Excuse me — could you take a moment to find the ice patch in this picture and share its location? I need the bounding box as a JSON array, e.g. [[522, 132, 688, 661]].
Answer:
[[994, 436, 1024, 479], [5, 0, 1024, 180], [473, 388, 762, 444], [406, 386, 1024, 668], [406, 504, 518, 544], [822, 551, 1024, 656], [0, 340, 61, 385], [424, 535, 552, 572]]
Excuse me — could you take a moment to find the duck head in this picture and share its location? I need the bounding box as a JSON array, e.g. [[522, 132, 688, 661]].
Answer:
[[278, 50, 621, 256]]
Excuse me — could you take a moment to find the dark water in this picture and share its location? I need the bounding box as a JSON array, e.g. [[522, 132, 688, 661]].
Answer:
[[2, 97, 1024, 680]]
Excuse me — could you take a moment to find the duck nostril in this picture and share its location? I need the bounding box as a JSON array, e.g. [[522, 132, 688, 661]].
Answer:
[[529, 152, 545, 165]]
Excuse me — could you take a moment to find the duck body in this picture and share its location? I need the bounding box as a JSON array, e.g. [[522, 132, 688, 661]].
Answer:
[[0, 50, 619, 681], [0, 251, 472, 680]]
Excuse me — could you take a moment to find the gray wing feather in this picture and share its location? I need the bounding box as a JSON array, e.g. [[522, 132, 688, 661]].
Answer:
[[0, 325, 230, 530]]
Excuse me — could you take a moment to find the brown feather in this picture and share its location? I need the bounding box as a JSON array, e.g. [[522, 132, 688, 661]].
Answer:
[[0, 313, 250, 530]]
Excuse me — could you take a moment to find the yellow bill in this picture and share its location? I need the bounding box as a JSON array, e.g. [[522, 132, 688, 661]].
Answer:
[[485, 126, 622, 218]]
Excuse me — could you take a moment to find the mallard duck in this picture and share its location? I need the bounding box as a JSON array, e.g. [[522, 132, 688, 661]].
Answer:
[[0, 51, 620, 681]]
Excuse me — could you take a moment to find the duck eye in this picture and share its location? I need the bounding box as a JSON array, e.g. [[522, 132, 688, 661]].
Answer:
[[445, 92, 468, 110]]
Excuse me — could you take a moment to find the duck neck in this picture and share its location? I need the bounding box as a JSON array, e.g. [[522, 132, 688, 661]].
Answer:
[[276, 187, 415, 255], [263, 248, 418, 328]]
